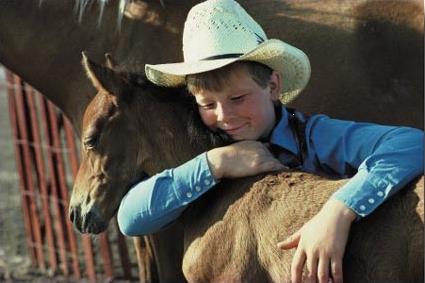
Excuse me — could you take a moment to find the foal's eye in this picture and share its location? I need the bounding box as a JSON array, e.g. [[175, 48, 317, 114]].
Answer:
[[83, 135, 100, 150]]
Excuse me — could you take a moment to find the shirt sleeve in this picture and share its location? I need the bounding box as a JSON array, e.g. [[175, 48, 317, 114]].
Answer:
[[117, 152, 218, 236], [308, 116, 424, 217]]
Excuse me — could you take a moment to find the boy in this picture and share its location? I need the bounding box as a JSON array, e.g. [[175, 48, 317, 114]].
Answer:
[[118, 1, 423, 282]]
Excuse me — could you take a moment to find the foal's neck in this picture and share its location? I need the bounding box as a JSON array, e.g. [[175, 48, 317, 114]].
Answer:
[[133, 86, 228, 174]]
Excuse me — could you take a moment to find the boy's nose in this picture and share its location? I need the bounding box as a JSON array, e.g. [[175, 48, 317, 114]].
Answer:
[[216, 103, 233, 122]]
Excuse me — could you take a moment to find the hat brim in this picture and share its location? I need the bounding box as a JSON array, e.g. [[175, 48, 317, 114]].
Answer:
[[145, 39, 311, 102]]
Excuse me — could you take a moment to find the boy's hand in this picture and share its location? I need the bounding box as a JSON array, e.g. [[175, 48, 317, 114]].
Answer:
[[277, 199, 357, 283], [206, 140, 286, 179]]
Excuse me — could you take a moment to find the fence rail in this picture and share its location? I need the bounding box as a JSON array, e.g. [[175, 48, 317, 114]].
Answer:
[[3, 68, 137, 282]]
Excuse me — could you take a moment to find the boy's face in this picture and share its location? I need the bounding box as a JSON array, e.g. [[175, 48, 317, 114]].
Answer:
[[192, 66, 281, 141]]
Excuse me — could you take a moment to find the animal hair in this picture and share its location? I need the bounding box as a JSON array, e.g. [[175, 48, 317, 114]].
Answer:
[[126, 73, 234, 149]]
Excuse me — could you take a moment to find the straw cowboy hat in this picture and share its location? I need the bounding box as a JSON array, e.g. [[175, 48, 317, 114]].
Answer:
[[145, 0, 311, 101]]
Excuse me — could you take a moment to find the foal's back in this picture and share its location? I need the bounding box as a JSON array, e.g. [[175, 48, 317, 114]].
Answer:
[[182, 172, 424, 283]]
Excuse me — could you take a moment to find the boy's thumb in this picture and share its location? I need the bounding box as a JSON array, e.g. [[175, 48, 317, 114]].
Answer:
[[277, 231, 300, 250]]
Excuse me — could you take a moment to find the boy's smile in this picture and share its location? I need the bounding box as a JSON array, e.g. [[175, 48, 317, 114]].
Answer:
[[193, 66, 281, 141]]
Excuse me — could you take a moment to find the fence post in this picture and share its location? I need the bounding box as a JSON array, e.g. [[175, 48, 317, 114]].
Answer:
[[6, 73, 37, 267], [9, 74, 45, 271], [39, 95, 69, 276], [25, 86, 58, 272]]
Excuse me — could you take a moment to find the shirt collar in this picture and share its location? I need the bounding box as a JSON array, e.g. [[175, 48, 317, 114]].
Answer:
[[270, 106, 299, 155]]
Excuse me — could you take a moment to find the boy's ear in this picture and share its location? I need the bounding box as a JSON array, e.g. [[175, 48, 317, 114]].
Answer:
[[269, 71, 282, 101]]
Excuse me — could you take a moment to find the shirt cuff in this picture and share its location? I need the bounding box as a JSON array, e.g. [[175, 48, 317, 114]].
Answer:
[[171, 152, 220, 202], [330, 169, 389, 218]]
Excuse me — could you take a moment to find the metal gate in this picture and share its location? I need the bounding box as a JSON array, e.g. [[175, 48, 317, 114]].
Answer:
[[3, 68, 138, 282]]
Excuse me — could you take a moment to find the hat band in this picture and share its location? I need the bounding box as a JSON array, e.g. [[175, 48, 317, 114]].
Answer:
[[201, 53, 243, 60]]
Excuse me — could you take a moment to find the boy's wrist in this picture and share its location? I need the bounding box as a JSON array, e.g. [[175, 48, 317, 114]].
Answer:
[[323, 199, 357, 223], [206, 148, 224, 180]]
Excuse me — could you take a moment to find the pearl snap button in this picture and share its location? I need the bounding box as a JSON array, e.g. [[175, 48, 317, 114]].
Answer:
[[359, 205, 366, 211], [186, 192, 193, 198], [195, 186, 201, 192], [377, 191, 384, 197], [368, 198, 375, 204], [204, 179, 211, 186]]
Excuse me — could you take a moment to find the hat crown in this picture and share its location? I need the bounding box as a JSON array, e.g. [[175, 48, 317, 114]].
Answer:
[[145, 0, 311, 102], [183, 0, 267, 62]]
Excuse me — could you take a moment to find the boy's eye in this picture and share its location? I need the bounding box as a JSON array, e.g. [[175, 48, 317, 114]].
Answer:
[[231, 94, 246, 101], [198, 103, 215, 110]]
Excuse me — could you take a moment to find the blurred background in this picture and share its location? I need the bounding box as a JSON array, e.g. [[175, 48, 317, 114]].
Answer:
[[0, 66, 30, 280]]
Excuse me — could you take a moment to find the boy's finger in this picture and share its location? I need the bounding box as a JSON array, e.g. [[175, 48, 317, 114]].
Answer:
[[306, 252, 318, 283], [317, 256, 330, 283], [330, 258, 343, 283], [291, 247, 306, 283], [271, 162, 287, 171], [277, 231, 301, 249]]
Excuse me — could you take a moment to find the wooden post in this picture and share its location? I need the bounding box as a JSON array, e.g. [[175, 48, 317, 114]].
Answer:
[[46, 102, 81, 279], [6, 72, 37, 266], [25, 86, 57, 272], [11, 74, 45, 271], [39, 96, 69, 276]]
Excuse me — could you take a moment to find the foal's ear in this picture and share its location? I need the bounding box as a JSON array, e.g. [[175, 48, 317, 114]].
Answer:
[[82, 51, 125, 96], [104, 53, 117, 70]]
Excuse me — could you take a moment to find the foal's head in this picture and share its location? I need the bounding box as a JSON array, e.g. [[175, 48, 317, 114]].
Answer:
[[69, 53, 229, 233]]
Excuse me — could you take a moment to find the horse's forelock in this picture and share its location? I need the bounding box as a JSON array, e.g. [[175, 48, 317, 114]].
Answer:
[[126, 73, 191, 104]]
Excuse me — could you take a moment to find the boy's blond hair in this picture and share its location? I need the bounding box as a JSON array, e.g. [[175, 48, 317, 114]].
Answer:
[[186, 61, 272, 95]]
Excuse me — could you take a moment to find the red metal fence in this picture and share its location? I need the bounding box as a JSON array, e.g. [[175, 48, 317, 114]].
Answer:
[[2, 68, 137, 282]]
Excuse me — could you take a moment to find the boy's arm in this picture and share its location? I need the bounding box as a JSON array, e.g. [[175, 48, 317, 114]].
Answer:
[[117, 152, 217, 236], [279, 117, 423, 283], [117, 141, 283, 236], [308, 117, 424, 217]]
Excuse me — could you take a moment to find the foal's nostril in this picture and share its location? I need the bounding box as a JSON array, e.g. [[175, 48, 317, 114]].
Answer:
[[85, 210, 93, 224], [69, 206, 79, 224]]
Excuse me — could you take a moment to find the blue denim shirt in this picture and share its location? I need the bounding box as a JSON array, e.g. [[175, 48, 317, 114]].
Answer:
[[117, 107, 424, 236]]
